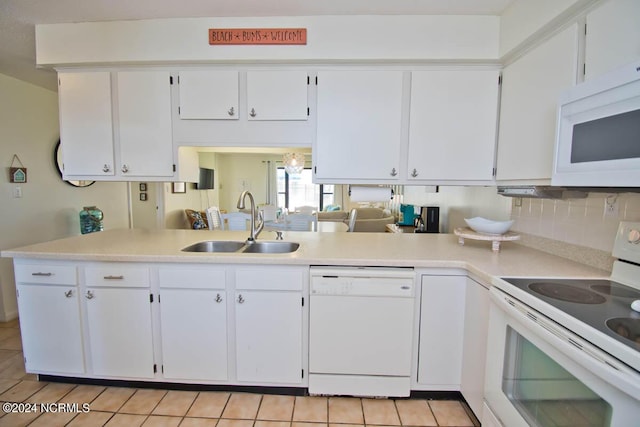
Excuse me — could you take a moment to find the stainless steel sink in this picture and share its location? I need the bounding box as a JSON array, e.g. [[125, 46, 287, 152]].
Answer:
[[181, 241, 246, 253], [181, 240, 299, 254], [241, 241, 300, 254]]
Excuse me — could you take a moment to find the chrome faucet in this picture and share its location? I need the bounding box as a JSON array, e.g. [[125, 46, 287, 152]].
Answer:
[[236, 191, 264, 242]]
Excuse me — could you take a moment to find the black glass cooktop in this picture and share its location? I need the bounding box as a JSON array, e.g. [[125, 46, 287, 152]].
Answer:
[[501, 278, 640, 352]]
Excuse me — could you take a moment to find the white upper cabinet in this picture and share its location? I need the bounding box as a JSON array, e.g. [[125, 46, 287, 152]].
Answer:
[[59, 70, 180, 181], [116, 71, 174, 178], [496, 24, 579, 183], [58, 72, 115, 177], [172, 70, 312, 146], [315, 70, 404, 182], [247, 71, 308, 120], [408, 70, 499, 182], [178, 70, 239, 119], [585, 0, 640, 80]]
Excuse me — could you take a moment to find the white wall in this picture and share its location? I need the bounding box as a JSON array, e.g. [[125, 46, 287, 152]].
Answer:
[[511, 192, 640, 253], [499, 0, 586, 56], [0, 73, 130, 320], [36, 16, 499, 66]]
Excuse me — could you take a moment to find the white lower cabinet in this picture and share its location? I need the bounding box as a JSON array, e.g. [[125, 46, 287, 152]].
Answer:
[[235, 291, 303, 383], [417, 273, 466, 389], [460, 277, 490, 419], [84, 264, 154, 379], [85, 287, 155, 378], [158, 266, 228, 381], [16, 281, 85, 375], [234, 266, 305, 384]]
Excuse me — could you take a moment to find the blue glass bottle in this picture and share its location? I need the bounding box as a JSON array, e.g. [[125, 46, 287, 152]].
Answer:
[[79, 206, 104, 234]]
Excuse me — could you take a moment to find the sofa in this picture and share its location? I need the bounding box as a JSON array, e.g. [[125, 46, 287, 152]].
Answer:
[[317, 207, 395, 232]]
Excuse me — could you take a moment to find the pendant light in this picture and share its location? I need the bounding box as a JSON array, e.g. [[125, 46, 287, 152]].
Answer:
[[283, 152, 305, 174]]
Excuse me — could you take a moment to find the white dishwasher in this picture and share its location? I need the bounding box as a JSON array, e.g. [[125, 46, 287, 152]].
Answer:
[[309, 266, 415, 397]]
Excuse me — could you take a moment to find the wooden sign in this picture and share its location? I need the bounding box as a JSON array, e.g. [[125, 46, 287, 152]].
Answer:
[[209, 28, 307, 45]]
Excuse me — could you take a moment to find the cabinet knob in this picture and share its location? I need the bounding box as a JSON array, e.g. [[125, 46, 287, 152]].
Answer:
[[390, 168, 398, 177], [228, 107, 235, 116], [237, 294, 245, 304], [85, 290, 95, 300], [121, 164, 129, 173], [411, 168, 419, 178], [103, 164, 111, 173], [249, 108, 257, 118], [215, 293, 223, 303], [64, 290, 73, 298]]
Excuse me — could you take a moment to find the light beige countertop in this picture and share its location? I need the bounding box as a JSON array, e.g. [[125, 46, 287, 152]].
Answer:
[[1, 229, 609, 284]]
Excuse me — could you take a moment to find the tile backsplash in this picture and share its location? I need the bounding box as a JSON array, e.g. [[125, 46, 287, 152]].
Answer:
[[511, 192, 640, 253]]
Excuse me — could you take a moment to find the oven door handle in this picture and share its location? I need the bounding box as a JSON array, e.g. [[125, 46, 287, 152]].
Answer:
[[490, 287, 640, 400]]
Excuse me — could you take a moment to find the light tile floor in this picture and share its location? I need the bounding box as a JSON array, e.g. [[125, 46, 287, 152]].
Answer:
[[0, 320, 476, 427]]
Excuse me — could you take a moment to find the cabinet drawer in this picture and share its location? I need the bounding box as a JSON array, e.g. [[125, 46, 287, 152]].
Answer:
[[85, 265, 149, 288], [235, 267, 304, 291], [14, 264, 77, 285], [159, 266, 226, 289]]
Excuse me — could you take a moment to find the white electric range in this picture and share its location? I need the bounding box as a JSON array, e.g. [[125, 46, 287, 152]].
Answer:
[[485, 221, 640, 427]]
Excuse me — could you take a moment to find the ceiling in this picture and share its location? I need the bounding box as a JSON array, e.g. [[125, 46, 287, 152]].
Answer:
[[0, 0, 514, 91]]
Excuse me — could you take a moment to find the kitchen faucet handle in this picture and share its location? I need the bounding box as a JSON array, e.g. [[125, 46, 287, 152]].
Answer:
[[275, 231, 283, 240]]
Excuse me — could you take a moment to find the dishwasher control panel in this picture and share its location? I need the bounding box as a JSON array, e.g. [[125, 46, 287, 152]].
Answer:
[[310, 267, 415, 297]]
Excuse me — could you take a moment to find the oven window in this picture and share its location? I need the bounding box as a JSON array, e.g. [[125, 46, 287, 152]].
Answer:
[[502, 327, 612, 427]]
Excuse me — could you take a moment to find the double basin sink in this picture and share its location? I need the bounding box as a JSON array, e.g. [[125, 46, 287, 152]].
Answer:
[[182, 240, 299, 254]]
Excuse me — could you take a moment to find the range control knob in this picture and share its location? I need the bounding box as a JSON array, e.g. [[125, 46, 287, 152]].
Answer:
[[628, 229, 640, 244]]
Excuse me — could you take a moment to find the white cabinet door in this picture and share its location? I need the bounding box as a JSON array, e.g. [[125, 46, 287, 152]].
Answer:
[[160, 289, 228, 381], [235, 291, 302, 384], [408, 70, 499, 181], [85, 287, 155, 378], [496, 24, 579, 182], [178, 70, 239, 119], [585, 0, 640, 80], [58, 72, 115, 177], [460, 278, 490, 420], [418, 275, 466, 388], [117, 71, 174, 178], [315, 70, 404, 181], [17, 284, 85, 374], [246, 71, 308, 120]]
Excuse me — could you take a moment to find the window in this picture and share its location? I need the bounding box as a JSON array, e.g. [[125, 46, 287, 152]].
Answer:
[[276, 168, 334, 211]]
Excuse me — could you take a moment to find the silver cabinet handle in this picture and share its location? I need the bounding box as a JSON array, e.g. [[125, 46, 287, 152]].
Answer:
[[85, 290, 94, 300], [249, 108, 256, 118], [411, 168, 419, 178], [64, 290, 73, 298], [215, 293, 223, 303], [237, 294, 245, 304], [103, 164, 111, 173], [103, 275, 124, 280], [31, 272, 52, 277], [228, 107, 235, 116], [390, 168, 398, 177], [121, 164, 129, 173]]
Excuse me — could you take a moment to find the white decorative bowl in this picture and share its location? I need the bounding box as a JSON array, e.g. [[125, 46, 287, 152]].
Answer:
[[464, 217, 514, 235]]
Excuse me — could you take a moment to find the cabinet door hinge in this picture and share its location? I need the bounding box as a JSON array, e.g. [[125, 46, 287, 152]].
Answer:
[[315, 76, 318, 85], [307, 76, 310, 85], [150, 294, 154, 303], [307, 107, 310, 116], [584, 23, 587, 35], [173, 164, 176, 172], [302, 369, 304, 378], [301, 297, 304, 307], [314, 166, 317, 174], [170, 76, 174, 85], [492, 167, 496, 177], [498, 75, 502, 85], [178, 106, 181, 116], [583, 63, 587, 77], [153, 364, 157, 373]]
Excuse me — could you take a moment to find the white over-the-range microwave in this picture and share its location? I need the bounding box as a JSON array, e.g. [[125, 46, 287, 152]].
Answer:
[[553, 59, 640, 187]]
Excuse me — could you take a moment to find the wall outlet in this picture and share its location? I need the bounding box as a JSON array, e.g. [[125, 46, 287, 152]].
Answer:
[[13, 187, 22, 198], [604, 195, 619, 218]]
